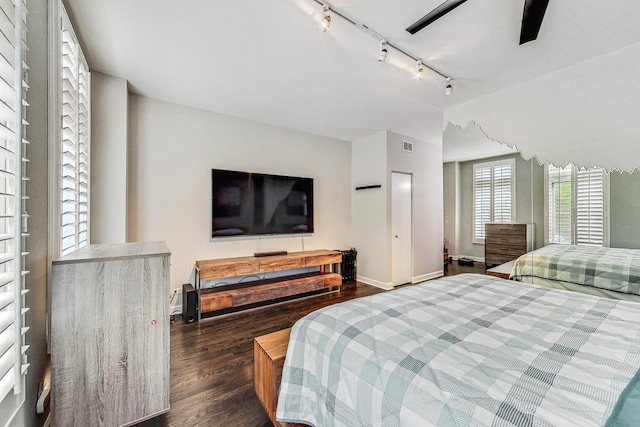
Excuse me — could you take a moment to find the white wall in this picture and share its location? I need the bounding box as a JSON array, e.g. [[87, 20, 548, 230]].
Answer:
[[351, 132, 388, 287], [351, 130, 444, 289], [91, 71, 128, 243], [127, 95, 352, 303], [444, 41, 640, 172], [387, 131, 443, 282]]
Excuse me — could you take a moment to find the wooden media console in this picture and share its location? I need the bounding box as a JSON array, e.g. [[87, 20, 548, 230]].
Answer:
[[194, 250, 342, 319]]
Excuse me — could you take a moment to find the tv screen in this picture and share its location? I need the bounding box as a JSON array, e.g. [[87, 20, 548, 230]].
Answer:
[[211, 169, 314, 238]]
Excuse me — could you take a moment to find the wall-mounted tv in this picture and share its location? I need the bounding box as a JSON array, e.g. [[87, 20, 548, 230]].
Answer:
[[211, 169, 314, 238]]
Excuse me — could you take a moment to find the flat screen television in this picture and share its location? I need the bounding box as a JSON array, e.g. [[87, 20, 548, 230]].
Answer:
[[211, 169, 314, 238]]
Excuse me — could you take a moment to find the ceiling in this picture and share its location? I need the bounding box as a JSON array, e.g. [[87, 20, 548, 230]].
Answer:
[[63, 0, 640, 143], [443, 123, 518, 163]]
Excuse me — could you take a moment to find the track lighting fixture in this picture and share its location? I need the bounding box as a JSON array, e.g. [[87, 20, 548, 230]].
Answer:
[[321, 5, 331, 32], [414, 60, 424, 80], [378, 39, 388, 62], [309, 0, 452, 89]]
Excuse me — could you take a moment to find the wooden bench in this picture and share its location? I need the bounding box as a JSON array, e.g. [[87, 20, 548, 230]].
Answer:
[[254, 328, 305, 427], [486, 259, 515, 280]]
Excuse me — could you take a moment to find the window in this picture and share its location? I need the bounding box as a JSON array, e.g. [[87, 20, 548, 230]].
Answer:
[[0, 0, 30, 412], [547, 164, 573, 244], [46, 0, 90, 369], [473, 159, 515, 242], [546, 164, 608, 246], [55, 4, 90, 257]]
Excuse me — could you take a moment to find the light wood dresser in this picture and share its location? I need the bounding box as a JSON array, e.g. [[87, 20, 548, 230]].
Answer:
[[51, 242, 170, 427], [484, 223, 534, 268]]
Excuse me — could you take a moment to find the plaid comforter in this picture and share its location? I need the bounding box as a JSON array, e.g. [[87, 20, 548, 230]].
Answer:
[[511, 244, 640, 295], [276, 274, 640, 426]]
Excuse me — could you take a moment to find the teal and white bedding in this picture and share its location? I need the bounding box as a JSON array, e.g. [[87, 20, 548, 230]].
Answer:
[[276, 274, 640, 426], [511, 244, 640, 296]]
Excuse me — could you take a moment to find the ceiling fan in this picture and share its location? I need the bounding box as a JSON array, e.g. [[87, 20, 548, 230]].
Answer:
[[406, 0, 550, 45]]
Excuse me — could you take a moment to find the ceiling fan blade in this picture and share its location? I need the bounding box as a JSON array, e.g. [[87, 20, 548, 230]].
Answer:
[[406, 0, 469, 35], [520, 0, 550, 44]]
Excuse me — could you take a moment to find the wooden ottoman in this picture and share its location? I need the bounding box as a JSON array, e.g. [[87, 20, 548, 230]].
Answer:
[[254, 328, 305, 427]]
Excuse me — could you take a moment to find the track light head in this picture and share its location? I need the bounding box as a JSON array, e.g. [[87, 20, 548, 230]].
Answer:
[[444, 77, 453, 95], [321, 5, 331, 32], [414, 60, 424, 80], [378, 39, 388, 62]]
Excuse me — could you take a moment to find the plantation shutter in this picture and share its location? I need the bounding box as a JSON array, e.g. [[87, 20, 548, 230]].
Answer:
[[60, 11, 89, 257], [473, 163, 491, 240], [493, 161, 513, 223], [0, 0, 29, 404], [473, 159, 515, 242], [576, 167, 605, 246], [546, 164, 606, 247], [77, 59, 89, 248], [547, 164, 573, 244]]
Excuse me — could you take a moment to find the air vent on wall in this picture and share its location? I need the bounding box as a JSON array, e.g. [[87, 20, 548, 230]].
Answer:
[[403, 141, 414, 153]]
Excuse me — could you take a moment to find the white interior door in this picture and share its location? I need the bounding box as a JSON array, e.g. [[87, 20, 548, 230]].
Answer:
[[392, 172, 412, 286]]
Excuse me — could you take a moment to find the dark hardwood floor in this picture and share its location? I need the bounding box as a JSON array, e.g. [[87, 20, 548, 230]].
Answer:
[[444, 259, 486, 276], [139, 282, 386, 427]]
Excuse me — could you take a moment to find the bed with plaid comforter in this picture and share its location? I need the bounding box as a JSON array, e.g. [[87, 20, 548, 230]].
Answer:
[[511, 244, 640, 295], [276, 274, 640, 426]]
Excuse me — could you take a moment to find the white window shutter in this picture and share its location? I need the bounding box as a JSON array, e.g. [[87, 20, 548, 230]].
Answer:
[[59, 9, 90, 257], [77, 59, 89, 248], [473, 163, 491, 240], [546, 164, 606, 247], [576, 167, 605, 246], [493, 162, 513, 223], [0, 0, 29, 406], [473, 159, 515, 242]]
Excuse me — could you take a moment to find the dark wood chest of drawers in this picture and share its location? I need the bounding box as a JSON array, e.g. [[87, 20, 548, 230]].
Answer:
[[485, 223, 534, 267]]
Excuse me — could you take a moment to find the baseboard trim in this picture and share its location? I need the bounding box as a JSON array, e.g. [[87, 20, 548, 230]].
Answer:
[[413, 270, 444, 284], [358, 271, 445, 289], [356, 276, 393, 290]]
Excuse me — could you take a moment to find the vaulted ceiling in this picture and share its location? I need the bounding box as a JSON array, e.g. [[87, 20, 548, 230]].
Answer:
[[63, 0, 640, 142]]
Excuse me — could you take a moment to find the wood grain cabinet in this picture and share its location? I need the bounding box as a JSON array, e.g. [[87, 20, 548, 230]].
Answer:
[[51, 242, 171, 427], [484, 223, 534, 267]]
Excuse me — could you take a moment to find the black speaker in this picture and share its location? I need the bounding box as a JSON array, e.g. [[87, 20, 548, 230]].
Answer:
[[182, 283, 198, 323]]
